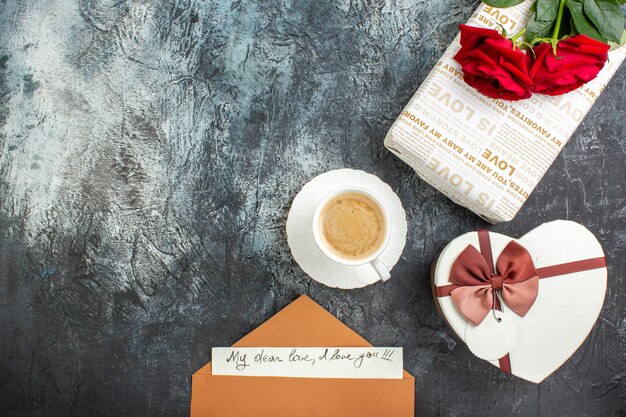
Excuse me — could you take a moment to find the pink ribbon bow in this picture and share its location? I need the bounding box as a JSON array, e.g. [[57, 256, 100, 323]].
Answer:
[[449, 241, 539, 325]]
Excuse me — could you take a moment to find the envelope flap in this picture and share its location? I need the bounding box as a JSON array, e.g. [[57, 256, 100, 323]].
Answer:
[[195, 295, 413, 380]]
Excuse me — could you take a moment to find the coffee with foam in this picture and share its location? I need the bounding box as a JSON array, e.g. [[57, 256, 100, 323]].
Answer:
[[317, 191, 387, 261]]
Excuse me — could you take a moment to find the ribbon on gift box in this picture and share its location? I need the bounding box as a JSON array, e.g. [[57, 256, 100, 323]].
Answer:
[[434, 229, 606, 374]]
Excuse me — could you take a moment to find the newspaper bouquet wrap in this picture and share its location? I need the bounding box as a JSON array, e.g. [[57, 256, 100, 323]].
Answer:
[[385, 0, 626, 223]]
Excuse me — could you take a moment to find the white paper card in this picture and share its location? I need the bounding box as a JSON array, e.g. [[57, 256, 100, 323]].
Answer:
[[211, 347, 403, 379], [464, 311, 517, 361]]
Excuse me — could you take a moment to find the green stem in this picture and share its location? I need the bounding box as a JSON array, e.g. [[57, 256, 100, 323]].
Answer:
[[511, 28, 526, 42], [552, 0, 567, 40]]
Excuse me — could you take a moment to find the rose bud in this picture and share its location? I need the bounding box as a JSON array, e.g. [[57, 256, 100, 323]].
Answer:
[[530, 35, 610, 96], [454, 24, 533, 101]]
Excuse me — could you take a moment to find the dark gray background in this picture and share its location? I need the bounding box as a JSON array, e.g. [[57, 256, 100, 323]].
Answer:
[[1, 0, 624, 416]]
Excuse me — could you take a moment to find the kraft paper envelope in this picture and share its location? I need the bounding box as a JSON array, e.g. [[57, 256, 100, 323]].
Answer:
[[191, 295, 415, 417]]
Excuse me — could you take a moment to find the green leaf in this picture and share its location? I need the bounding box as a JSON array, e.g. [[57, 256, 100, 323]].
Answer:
[[583, 0, 624, 43], [608, 29, 626, 50], [565, 0, 608, 42], [536, 0, 560, 21], [526, 11, 557, 42], [482, 0, 526, 7], [525, 0, 560, 42]]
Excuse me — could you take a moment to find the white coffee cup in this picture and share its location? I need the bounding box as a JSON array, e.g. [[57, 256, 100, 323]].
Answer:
[[311, 186, 391, 281]]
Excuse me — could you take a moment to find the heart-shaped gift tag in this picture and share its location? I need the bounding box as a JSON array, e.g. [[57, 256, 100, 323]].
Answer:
[[431, 220, 607, 383]]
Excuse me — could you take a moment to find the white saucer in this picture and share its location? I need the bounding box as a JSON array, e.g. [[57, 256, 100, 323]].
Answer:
[[286, 169, 407, 289]]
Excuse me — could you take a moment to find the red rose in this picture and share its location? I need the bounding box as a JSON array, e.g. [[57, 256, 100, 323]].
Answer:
[[529, 35, 610, 96], [454, 24, 533, 101]]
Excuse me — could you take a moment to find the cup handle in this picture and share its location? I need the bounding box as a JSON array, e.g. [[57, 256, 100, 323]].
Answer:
[[370, 258, 390, 281]]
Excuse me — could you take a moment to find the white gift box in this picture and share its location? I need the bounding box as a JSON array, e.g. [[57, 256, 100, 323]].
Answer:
[[384, 0, 626, 223], [431, 220, 607, 383]]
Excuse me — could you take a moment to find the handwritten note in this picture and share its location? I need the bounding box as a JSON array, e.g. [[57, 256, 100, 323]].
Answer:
[[211, 347, 403, 379]]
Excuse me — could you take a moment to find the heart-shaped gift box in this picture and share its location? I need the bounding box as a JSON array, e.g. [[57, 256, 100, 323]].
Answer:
[[431, 220, 607, 383]]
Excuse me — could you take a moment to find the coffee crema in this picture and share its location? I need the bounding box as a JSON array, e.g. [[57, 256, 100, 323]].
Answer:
[[318, 191, 387, 261]]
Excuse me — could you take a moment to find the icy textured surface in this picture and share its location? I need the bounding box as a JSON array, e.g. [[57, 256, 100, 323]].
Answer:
[[0, 0, 624, 415]]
